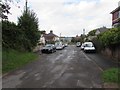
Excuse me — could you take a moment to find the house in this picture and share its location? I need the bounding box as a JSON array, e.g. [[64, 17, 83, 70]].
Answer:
[[87, 27, 109, 41], [39, 34, 46, 45], [74, 35, 81, 42], [95, 27, 109, 35], [111, 1, 120, 27], [38, 31, 46, 45], [43, 30, 59, 44]]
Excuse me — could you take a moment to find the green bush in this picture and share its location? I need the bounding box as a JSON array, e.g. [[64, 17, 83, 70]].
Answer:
[[98, 27, 120, 47]]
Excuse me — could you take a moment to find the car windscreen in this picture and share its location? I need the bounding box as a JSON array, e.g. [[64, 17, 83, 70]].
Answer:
[[85, 44, 93, 47], [45, 45, 52, 47]]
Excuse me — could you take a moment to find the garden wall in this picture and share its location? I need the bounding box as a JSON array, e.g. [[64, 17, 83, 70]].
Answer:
[[92, 38, 120, 62], [101, 46, 120, 62]]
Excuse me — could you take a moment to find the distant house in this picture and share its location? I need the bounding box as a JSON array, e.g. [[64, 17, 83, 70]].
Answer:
[[95, 27, 109, 35], [88, 27, 109, 41], [111, 1, 120, 27], [39, 34, 45, 45], [43, 30, 59, 43], [39, 31, 46, 45], [74, 35, 81, 41]]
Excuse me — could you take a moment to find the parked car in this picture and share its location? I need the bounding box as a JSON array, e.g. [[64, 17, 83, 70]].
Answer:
[[55, 42, 64, 50], [76, 42, 81, 47], [81, 43, 85, 50], [41, 44, 56, 53], [56, 44, 64, 50], [83, 42, 95, 53], [64, 43, 68, 47]]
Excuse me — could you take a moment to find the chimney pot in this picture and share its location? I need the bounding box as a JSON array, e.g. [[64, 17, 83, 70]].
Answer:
[[50, 30, 53, 33]]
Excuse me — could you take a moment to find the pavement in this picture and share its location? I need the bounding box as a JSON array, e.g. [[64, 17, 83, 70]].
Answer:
[[2, 45, 118, 88]]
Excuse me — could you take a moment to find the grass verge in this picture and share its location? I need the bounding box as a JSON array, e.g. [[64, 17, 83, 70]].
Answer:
[[102, 68, 120, 83], [2, 49, 38, 74]]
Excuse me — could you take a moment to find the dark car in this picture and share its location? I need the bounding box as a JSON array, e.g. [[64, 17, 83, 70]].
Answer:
[[41, 44, 56, 53]]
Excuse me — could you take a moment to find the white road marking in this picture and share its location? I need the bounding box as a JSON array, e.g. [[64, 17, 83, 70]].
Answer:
[[92, 61, 103, 71], [82, 52, 91, 61], [77, 80, 80, 86], [35, 77, 41, 81], [34, 73, 39, 77], [82, 52, 103, 72]]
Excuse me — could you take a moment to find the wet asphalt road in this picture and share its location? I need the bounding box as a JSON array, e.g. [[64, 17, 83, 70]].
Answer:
[[2, 45, 118, 88]]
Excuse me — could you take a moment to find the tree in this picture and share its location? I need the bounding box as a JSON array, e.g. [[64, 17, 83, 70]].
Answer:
[[98, 27, 120, 47], [2, 20, 22, 50], [0, 1, 11, 19], [18, 8, 40, 51], [87, 30, 96, 36]]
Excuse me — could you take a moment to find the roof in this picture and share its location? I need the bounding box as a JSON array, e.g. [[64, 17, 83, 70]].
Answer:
[[111, 6, 120, 14], [96, 27, 109, 33], [43, 31, 58, 41], [47, 32, 58, 37]]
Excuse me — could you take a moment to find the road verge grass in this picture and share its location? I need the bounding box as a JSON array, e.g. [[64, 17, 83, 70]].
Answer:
[[2, 49, 39, 74], [102, 68, 120, 84]]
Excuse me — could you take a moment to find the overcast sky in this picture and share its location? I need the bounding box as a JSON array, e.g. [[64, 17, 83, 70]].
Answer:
[[8, 0, 120, 37]]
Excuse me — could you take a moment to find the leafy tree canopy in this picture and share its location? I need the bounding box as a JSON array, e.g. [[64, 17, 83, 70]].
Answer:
[[98, 27, 120, 47], [18, 8, 40, 51], [87, 29, 96, 36], [2, 20, 22, 49], [0, 0, 11, 19]]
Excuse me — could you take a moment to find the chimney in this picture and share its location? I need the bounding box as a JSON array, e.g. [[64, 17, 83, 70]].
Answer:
[[50, 30, 53, 33], [43, 31, 46, 34]]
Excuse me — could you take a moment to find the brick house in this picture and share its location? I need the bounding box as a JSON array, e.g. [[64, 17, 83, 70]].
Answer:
[[111, 1, 120, 27], [43, 30, 59, 44]]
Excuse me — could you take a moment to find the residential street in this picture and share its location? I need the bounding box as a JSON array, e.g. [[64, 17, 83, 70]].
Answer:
[[2, 45, 118, 88]]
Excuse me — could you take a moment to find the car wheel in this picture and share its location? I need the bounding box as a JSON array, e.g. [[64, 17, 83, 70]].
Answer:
[[51, 50, 54, 53], [84, 50, 87, 53]]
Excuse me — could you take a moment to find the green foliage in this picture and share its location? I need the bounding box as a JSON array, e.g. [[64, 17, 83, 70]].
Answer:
[[102, 68, 120, 83], [98, 27, 120, 47], [2, 8, 40, 51], [0, 1, 11, 19], [87, 29, 96, 36], [2, 20, 23, 50], [2, 49, 38, 73], [18, 9, 40, 51]]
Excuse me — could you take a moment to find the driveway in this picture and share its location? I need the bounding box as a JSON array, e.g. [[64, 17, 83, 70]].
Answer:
[[2, 45, 117, 88]]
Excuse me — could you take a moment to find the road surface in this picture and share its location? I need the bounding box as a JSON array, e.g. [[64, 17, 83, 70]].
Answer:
[[2, 45, 118, 88]]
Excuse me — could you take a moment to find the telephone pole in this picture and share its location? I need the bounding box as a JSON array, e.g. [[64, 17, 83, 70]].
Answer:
[[25, 0, 28, 13], [60, 33, 61, 41], [83, 29, 85, 35]]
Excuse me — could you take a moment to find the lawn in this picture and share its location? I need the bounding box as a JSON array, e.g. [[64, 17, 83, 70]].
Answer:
[[102, 68, 120, 83], [2, 49, 39, 74]]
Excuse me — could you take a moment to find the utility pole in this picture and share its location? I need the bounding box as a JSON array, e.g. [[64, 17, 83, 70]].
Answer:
[[60, 33, 61, 41], [83, 29, 85, 35], [82, 29, 85, 42], [25, 0, 28, 13]]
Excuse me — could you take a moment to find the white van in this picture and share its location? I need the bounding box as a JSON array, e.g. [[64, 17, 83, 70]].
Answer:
[[83, 42, 95, 52]]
